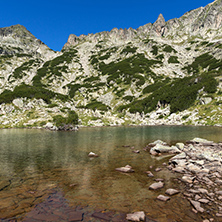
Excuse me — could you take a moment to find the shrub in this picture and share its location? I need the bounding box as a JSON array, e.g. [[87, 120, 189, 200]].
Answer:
[[168, 56, 180, 64]]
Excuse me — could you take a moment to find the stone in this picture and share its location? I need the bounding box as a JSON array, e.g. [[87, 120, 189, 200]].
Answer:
[[215, 178, 222, 184], [189, 200, 205, 213], [182, 175, 195, 183], [145, 171, 154, 177], [12, 98, 23, 108], [115, 165, 134, 173], [149, 182, 164, 190], [132, 150, 140, 153], [126, 211, 145, 222], [150, 144, 180, 155], [172, 167, 185, 173], [170, 152, 186, 161], [165, 189, 180, 196], [216, 213, 222, 217], [186, 163, 202, 173], [176, 143, 185, 150], [155, 167, 162, 172], [157, 195, 170, 202], [88, 152, 99, 157], [199, 199, 210, 204], [190, 138, 213, 144]]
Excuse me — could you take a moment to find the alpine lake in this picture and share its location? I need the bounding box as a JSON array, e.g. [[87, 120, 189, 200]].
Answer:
[[0, 125, 222, 221]]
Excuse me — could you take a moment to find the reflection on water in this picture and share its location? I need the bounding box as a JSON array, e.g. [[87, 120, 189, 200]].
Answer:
[[0, 126, 222, 220]]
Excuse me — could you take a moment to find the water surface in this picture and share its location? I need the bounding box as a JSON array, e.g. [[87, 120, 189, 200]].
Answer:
[[0, 125, 222, 221]]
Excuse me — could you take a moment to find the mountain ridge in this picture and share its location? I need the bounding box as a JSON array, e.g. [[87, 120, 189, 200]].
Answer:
[[0, 0, 222, 129]]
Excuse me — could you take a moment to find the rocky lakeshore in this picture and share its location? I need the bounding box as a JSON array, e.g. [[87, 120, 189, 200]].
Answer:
[[145, 137, 222, 221]]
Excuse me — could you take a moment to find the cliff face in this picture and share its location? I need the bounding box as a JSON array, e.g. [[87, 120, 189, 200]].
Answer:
[[0, 0, 222, 129]]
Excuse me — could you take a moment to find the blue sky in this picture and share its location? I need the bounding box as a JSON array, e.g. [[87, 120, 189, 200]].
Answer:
[[1, 0, 213, 51]]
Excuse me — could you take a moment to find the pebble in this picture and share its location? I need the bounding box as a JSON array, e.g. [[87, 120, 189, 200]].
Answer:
[[157, 195, 170, 202]]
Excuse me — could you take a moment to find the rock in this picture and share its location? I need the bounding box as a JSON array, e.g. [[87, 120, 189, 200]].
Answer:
[[199, 199, 210, 204], [12, 98, 23, 108], [190, 138, 213, 144], [88, 152, 99, 157], [155, 178, 164, 182], [165, 189, 180, 196], [155, 167, 162, 172], [200, 97, 212, 105], [157, 195, 170, 202], [132, 150, 140, 153], [150, 144, 180, 155], [172, 166, 185, 173], [216, 213, 222, 217], [186, 163, 202, 173], [176, 143, 185, 150], [170, 152, 186, 161], [68, 212, 83, 221], [126, 211, 145, 222], [145, 171, 154, 177], [215, 178, 222, 184], [216, 190, 222, 195], [182, 175, 195, 183], [149, 181, 164, 190], [189, 200, 205, 213], [115, 165, 134, 173]]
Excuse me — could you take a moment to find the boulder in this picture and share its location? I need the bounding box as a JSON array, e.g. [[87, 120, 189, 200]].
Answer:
[[115, 165, 134, 173], [149, 181, 164, 190], [190, 138, 213, 144], [165, 189, 180, 196], [157, 195, 170, 202], [150, 144, 180, 155], [176, 143, 185, 150], [126, 211, 145, 221]]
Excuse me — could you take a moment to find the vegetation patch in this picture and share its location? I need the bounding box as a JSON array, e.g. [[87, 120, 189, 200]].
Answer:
[[85, 101, 110, 111], [163, 45, 177, 53], [53, 110, 79, 127], [168, 56, 180, 64], [118, 73, 218, 114]]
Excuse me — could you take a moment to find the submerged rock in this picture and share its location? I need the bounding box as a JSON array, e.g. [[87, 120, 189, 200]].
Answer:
[[88, 152, 99, 157], [149, 181, 164, 190], [115, 165, 135, 173], [126, 211, 145, 221], [165, 188, 180, 196], [157, 195, 170, 202]]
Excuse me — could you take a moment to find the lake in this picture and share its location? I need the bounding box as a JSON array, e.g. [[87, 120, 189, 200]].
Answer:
[[0, 125, 222, 221]]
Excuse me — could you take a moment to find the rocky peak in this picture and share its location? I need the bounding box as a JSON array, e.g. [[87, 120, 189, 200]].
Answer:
[[152, 13, 166, 36]]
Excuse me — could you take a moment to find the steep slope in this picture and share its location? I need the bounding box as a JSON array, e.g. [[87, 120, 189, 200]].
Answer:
[[0, 0, 222, 129]]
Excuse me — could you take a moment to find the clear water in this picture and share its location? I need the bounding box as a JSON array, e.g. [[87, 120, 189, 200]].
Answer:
[[0, 126, 222, 221]]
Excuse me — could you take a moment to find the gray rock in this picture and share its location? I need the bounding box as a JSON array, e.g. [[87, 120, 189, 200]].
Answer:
[[126, 211, 145, 221], [190, 138, 213, 144], [165, 189, 180, 196], [150, 144, 180, 155], [157, 195, 170, 202], [149, 181, 164, 190], [115, 165, 134, 173], [176, 143, 185, 150], [189, 200, 205, 213], [12, 98, 23, 108]]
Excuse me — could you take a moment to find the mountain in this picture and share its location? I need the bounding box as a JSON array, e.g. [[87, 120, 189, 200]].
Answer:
[[0, 0, 222, 129]]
